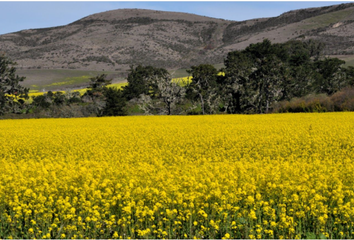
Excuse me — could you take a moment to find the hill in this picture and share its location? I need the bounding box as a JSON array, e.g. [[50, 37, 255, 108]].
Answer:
[[1, 3, 354, 89], [0, 9, 231, 72]]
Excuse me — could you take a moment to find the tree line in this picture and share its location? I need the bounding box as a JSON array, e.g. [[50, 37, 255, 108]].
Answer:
[[1, 38, 354, 118]]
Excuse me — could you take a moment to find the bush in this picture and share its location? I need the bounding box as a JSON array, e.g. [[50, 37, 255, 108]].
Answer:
[[273, 94, 334, 113], [330, 87, 354, 111], [273, 88, 354, 113]]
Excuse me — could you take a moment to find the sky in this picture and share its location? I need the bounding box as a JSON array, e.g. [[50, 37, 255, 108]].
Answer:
[[0, 1, 351, 35]]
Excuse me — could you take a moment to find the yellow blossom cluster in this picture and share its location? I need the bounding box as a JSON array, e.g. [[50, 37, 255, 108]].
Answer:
[[1, 113, 354, 239]]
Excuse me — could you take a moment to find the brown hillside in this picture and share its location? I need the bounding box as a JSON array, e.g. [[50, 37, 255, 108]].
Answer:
[[1, 3, 354, 73]]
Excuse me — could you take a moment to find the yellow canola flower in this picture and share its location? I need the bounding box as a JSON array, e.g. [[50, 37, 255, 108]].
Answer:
[[0, 113, 354, 239]]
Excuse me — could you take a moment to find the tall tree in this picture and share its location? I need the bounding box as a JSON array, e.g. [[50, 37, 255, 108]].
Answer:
[[88, 74, 112, 91], [221, 50, 254, 113], [123, 65, 169, 100], [243, 39, 285, 113], [286, 64, 315, 99], [84, 74, 112, 100], [345, 66, 354, 86], [244, 39, 275, 68], [82, 74, 112, 116], [156, 78, 186, 115], [187, 64, 219, 115], [138, 77, 186, 115], [314, 58, 346, 95], [101, 88, 127, 116], [0, 54, 29, 115], [250, 54, 283, 113], [304, 39, 325, 61]]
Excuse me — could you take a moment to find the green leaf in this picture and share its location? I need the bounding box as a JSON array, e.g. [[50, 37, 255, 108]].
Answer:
[[318, 233, 327, 239], [306, 232, 317, 239]]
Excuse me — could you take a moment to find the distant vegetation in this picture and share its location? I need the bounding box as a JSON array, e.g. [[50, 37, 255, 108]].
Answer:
[[1, 39, 354, 119]]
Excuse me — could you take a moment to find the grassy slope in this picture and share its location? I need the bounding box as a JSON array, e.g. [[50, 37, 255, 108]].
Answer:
[[300, 8, 354, 30], [18, 69, 125, 92], [339, 55, 354, 67]]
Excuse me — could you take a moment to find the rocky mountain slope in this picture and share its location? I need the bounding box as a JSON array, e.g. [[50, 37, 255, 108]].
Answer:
[[1, 3, 354, 72]]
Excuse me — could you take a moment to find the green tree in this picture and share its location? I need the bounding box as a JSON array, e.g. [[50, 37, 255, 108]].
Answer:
[[314, 58, 346, 95], [82, 74, 112, 116], [345, 66, 354, 86], [304, 39, 325, 61], [101, 88, 127, 116], [279, 40, 318, 99], [156, 78, 186, 115], [0, 54, 29, 115], [250, 54, 283, 113], [244, 39, 275, 67], [286, 64, 315, 99], [221, 39, 329, 114], [221, 50, 254, 113], [138, 76, 186, 115], [66, 91, 82, 104], [123, 65, 169, 100], [53, 92, 66, 106], [243, 39, 285, 113], [32, 94, 52, 109], [280, 40, 311, 66], [84, 74, 112, 101], [88, 74, 112, 90], [187, 64, 219, 115]]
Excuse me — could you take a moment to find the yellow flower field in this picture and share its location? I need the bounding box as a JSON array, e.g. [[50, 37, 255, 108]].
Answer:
[[0, 113, 354, 239]]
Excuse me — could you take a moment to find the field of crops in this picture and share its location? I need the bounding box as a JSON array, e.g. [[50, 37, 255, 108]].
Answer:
[[1, 113, 354, 239], [27, 77, 188, 98]]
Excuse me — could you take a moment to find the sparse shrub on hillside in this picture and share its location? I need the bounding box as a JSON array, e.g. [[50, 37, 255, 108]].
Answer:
[[200, 23, 217, 44], [82, 56, 115, 65]]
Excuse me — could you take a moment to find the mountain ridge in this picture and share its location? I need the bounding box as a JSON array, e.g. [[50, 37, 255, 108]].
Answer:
[[1, 3, 354, 74]]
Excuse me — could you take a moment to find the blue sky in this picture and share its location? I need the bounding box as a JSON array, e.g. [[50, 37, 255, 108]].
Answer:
[[0, 1, 351, 35]]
